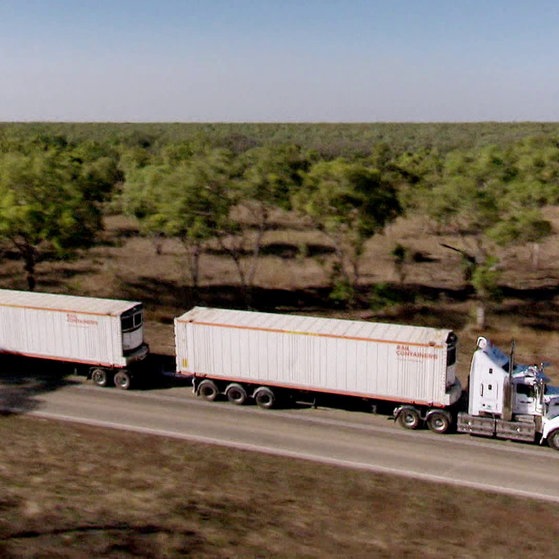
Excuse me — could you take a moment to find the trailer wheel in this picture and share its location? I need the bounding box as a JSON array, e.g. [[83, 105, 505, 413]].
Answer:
[[197, 379, 219, 402], [114, 371, 131, 390], [91, 368, 109, 387], [398, 407, 420, 430], [426, 411, 451, 434], [226, 383, 248, 405], [547, 430, 559, 451], [254, 387, 275, 409]]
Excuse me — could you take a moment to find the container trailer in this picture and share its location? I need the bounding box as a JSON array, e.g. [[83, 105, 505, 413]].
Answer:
[[174, 306, 462, 433], [0, 289, 148, 389]]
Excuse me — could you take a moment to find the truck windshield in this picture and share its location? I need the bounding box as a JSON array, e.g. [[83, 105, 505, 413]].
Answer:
[[516, 383, 534, 398]]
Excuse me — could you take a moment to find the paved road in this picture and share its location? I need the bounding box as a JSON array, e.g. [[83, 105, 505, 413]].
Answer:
[[5, 375, 559, 503]]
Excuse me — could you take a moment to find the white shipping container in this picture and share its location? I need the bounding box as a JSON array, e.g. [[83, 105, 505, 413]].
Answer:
[[0, 289, 147, 368], [175, 307, 461, 407]]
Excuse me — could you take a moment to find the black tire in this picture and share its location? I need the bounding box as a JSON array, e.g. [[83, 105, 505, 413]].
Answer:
[[254, 387, 275, 409], [197, 379, 219, 402], [226, 383, 248, 405], [114, 370, 131, 390], [91, 368, 109, 387], [547, 430, 559, 451], [426, 411, 451, 434], [397, 407, 421, 430]]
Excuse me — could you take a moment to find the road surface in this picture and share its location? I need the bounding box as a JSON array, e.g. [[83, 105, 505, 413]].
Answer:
[[4, 373, 559, 503]]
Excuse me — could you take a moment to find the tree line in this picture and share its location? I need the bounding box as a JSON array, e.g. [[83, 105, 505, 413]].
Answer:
[[3, 121, 559, 156], [0, 124, 558, 322]]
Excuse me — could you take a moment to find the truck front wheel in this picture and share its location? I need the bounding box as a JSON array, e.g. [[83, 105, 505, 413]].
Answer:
[[426, 411, 451, 434], [547, 430, 559, 450], [397, 407, 421, 430]]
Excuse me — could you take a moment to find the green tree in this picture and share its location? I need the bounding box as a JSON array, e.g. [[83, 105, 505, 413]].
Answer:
[[0, 149, 108, 290], [217, 145, 308, 305], [121, 149, 234, 300], [421, 144, 552, 327], [294, 158, 401, 306]]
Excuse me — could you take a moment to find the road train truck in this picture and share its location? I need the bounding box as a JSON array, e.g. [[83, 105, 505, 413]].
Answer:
[[174, 306, 462, 434], [0, 289, 148, 389], [457, 336, 559, 449]]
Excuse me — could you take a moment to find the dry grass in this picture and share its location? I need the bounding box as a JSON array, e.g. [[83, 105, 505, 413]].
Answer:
[[2, 210, 558, 379], [2, 416, 559, 559]]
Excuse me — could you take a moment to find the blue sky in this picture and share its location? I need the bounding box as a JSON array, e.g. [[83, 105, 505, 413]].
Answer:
[[1, 0, 558, 122]]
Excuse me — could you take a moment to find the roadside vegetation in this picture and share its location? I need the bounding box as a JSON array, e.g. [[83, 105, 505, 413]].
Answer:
[[1, 122, 558, 323]]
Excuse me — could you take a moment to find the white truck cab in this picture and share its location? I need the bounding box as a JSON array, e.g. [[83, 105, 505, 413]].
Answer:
[[541, 385, 559, 448], [457, 337, 559, 449]]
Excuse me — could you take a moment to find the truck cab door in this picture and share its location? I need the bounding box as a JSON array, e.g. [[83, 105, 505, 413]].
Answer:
[[514, 383, 537, 415], [479, 379, 500, 412]]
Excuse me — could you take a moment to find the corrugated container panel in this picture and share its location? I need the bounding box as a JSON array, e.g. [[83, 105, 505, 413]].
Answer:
[[0, 289, 140, 367], [175, 307, 455, 406], [177, 306, 450, 345], [0, 289, 138, 316]]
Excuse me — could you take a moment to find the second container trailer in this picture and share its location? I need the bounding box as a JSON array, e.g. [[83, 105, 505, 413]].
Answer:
[[0, 289, 149, 389], [174, 306, 462, 433]]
